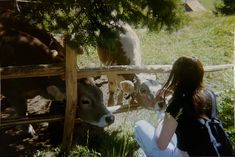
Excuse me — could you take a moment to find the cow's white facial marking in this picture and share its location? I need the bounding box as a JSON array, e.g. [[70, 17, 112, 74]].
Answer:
[[89, 113, 115, 127], [119, 80, 135, 94]]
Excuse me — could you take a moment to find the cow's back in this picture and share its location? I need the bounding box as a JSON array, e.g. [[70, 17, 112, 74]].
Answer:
[[0, 11, 64, 67], [97, 22, 141, 66]]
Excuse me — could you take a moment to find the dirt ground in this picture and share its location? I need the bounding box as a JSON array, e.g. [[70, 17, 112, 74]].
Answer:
[[0, 95, 56, 157], [0, 76, 112, 157]]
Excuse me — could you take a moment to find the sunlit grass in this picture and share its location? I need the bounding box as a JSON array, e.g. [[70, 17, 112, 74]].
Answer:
[[138, 12, 234, 65], [199, 0, 218, 11]]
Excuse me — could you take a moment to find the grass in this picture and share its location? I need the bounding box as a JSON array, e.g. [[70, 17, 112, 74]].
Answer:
[[199, 0, 218, 11], [138, 12, 234, 65]]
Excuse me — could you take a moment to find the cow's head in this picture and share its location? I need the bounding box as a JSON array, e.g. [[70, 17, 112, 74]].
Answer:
[[136, 79, 163, 110], [119, 74, 169, 112], [47, 78, 115, 127], [77, 78, 115, 127]]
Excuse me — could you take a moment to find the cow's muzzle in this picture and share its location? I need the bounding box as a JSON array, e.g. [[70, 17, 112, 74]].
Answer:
[[105, 114, 115, 125]]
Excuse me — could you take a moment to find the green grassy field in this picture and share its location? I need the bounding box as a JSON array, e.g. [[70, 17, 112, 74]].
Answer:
[[139, 12, 234, 65], [199, 0, 217, 11]]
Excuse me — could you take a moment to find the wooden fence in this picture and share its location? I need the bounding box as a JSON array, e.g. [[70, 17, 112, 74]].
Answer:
[[0, 46, 234, 153]]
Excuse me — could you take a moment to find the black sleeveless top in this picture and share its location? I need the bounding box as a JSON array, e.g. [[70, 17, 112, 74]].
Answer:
[[166, 92, 215, 156]]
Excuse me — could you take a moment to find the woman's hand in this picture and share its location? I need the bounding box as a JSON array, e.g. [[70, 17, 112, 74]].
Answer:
[[153, 90, 173, 111]]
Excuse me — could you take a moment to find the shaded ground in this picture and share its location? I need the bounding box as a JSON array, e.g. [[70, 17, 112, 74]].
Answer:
[[0, 95, 56, 157], [0, 76, 135, 157]]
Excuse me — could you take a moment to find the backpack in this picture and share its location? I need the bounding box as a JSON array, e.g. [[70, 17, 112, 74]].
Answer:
[[198, 90, 233, 157]]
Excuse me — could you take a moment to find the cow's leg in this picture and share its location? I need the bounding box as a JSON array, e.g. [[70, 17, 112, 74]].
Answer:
[[107, 81, 116, 106], [116, 88, 124, 105], [107, 74, 118, 106]]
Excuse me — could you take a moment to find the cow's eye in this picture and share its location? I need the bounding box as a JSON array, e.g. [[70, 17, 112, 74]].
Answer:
[[82, 100, 90, 104], [80, 97, 91, 105]]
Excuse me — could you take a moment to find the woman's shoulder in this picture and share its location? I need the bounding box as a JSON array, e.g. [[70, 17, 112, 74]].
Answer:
[[168, 96, 187, 107], [165, 88, 215, 119], [165, 97, 184, 119]]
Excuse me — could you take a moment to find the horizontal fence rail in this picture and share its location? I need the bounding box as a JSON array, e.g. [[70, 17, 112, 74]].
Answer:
[[0, 64, 233, 80], [0, 63, 65, 79], [0, 104, 141, 128]]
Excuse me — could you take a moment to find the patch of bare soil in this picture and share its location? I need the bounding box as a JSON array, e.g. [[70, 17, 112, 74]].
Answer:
[[0, 96, 56, 157]]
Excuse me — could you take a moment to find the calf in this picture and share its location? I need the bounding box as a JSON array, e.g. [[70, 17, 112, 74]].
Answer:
[[97, 21, 141, 106], [119, 74, 168, 111]]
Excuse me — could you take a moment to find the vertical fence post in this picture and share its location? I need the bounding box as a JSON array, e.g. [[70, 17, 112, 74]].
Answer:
[[61, 43, 78, 154]]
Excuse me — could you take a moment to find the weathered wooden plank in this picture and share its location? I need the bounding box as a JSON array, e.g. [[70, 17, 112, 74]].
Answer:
[[0, 114, 64, 128], [1, 64, 233, 79], [0, 64, 64, 79], [0, 104, 142, 128], [204, 64, 234, 72], [61, 44, 78, 154], [76, 65, 172, 78]]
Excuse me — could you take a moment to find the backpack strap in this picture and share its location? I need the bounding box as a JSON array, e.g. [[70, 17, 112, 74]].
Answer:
[[207, 90, 217, 118], [200, 90, 223, 157], [204, 120, 222, 157]]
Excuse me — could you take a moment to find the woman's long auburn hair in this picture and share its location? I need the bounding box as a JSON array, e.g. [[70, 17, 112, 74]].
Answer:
[[159, 56, 207, 116]]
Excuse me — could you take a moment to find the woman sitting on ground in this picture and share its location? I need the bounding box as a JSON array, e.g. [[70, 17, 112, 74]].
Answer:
[[134, 56, 215, 157]]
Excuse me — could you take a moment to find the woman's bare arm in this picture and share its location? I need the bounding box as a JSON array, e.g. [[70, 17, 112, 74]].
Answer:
[[156, 113, 178, 150]]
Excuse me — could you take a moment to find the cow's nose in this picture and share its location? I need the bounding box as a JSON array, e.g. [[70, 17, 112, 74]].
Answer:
[[105, 115, 115, 125]]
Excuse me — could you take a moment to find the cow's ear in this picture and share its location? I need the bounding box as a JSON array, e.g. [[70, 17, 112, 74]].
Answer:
[[47, 85, 65, 101], [119, 80, 135, 93]]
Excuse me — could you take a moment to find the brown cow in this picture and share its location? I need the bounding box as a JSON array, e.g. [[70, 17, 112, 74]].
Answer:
[[97, 22, 165, 109], [97, 21, 141, 106], [0, 11, 114, 136]]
